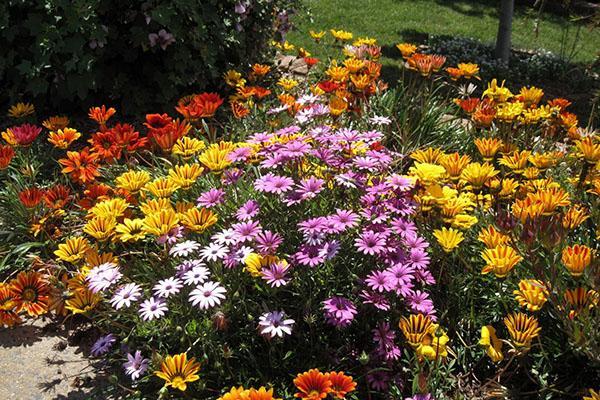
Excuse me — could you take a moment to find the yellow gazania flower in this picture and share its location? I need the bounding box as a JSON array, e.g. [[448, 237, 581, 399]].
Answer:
[[439, 153, 471, 179], [139, 198, 172, 216], [583, 389, 600, 400], [277, 78, 299, 92], [521, 166, 540, 180], [54, 237, 90, 263], [172, 136, 206, 158], [168, 163, 204, 189], [142, 208, 179, 237], [353, 36, 377, 46], [84, 247, 118, 268], [48, 128, 81, 149], [513, 279, 548, 312], [478, 225, 510, 249], [511, 197, 544, 223], [175, 201, 195, 215], [343, 58, 365, 73], [481, 245, 522, 278], [7, 102, 35, 118], [350, 74, 371, 91], [518, 86, 544, 106], [328, 96, 348, 117], [181, 207, 218, 233], [309, 30, 326, 42], [474, 137, 503, 161], [396, 43, 417, 59], [498, 178, 519, 198], [530, 187, 570, 215], [330, 29, 353, 41], [460, 162, 499, 190], [450, 214, 478, 230], [199, 143, 233, 173], [482, 78, 513, 103], [115, 218, 147, 242], [479, 325, 504, 362], [1, 128, 17, 145], [155, 353, 200, 392], [42, 115, 70, 131], [433, 227, 464, 252], [416, 323, 449, 361], [244, 254, 287, 277], [218, 386, 250, 400], [562, 244, 592, 277], [410, 147, 444, 164], [223, 70, 245, 88], [65, 289, 100, 314], [115, 170, 151, 193], [503, 312, 541, 350], [88, 197, 129, 219], [499, 150, 531, 174], [409, 163, 447, 186], [528, 151, 562, 170], [83, 216, 116, 241], [457, 63, 479, 79], [575, 136, 600, 165], [564, 287, 598, 319], [399, 314, 433, 347], [562, 205, 589, 230], [144, 178, 180, 198], [326, 65, 349, 82]]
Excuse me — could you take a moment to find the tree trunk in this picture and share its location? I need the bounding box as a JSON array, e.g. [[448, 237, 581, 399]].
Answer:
[[495, 0, 514, 63]]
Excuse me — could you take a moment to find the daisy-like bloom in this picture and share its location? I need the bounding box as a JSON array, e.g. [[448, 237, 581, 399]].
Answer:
[[479, 325, 504, 362], [153, 277, 183, 298], [172, 136, 206, 158], [18, 187, 44, 208], [123, 350, 149, 381], [563, 287, 598, 319], [181, 207, 218, 233], [199, 243, 229, 262], [323, 297, 357, 328], [189, 281, 227, 309], [110, 283, 142, 310], [91, 333, 116, 356], [143, 208, 179, 237], [53, 237, 90, 263], [115, 170, 151, 193], [460, 162, 499, 190], [86, 263, 122, 293], [504, 312, 541, 350], [255, 230, 283, 254], [48, 128, 81, 149], [433, 227, 464, 253], [0, 284, 21, 327], [169, 240, 201, 257], [481, 245, 523, 278], [212, 228, 237, 246], [10, 271, 50, 317], [58, 148, 100, 184], [293, 369, 332, 400], [84, 216, 116, 241], [115, 218, 146, 242], [368, 115, 392, 125], [297, 177, 324, 200], [182, 265, 210, 285], [139, 297, 168, 321], [7, 102, 35, 118], [198, 143, 233, 172], [168, 163, 204, 189], [399, 313, 433, 347], [365, 270, 394, 292], [254, 173, 294, 194], [562, 244, 592, 277], [43, 184, 71, 209], [477, 225, 510, 249], [65, 289, 100, 314], [88, 105, 116, 127], [366, 370, 389, 391], [144, 177, 180, 198], [236, 200, 260, 220], [407, 290, 435, 315], [327, 371, 357, 399], [576, 136, 600, 165], [584, 389, 600, 400], [42, 115, 69, 131], [355, 230, 387, 256], [197, 188, 225, 208], [258, 311, 295, 338], [360, 290, 391, 310], [10, 123, 42, 146], [329, 209, 360, 232], [0, 144, 15, 169], [261, 262, 290, 287], [155, 352, 201, 392], [232, 220, 262, 243], [513, 280, 548, 312]]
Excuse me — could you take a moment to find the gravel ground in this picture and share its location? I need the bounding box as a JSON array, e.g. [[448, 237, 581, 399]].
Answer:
[[0, 318, 100, 400]]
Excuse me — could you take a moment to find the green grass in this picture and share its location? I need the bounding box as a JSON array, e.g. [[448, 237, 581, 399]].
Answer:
[[288, 0, 599, 63]]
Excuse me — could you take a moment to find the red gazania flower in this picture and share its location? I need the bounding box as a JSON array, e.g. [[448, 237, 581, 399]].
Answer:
[[252, 86, 272, 100], [327, 372, 357, 399], [195, 92, 224, 118], [0, 284, 21, 327], [304, 57, 319, 68], [10, 271, 50, 317], [149, 119, 191, 151], [456, 97, 480, 114], [88, 105, 116, 128], [58, 147, 101, 184], [294, 369, 332, 400], [89, 130, 120, 161], [318, 80, 340, 93], [365, 61, 381, 79], [144, 113, 174, 135], [11, 123, 42, 146], [18, 187, 44, 208], [43, 184, 71, 209], [112, 123, 148, 154], [78, 183, 112, 209], [231, 102, 250, 119], [548, 98, 571, 112], [0, 145, 15, 169]]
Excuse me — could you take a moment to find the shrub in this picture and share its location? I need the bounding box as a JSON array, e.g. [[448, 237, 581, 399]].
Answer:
[[0, 0, 296, 115]]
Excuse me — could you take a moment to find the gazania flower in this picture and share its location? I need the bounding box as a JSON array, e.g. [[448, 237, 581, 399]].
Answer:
[[7, 102, 35, 118], [457, 62, 479, 79], [65, 289, 100, 314], [88, 105, 116, 128], [477, 225, 510, 249], [294, 369, 332, 400], [399, 313, 433, 347], [433, 227, 464, 252], [181, 207, 218, 233], [329, 96, 348, 117], [168, 163, 204, 189], [481, 245, 522, 278], [575, 136, 600, 164], [115, 218, 146, 242], [564, 287, 598, 319], [583, 389, 600, 400], [58, 148, 100, 184], [503, 312, 541, 350], [18, 187, 44, 208], [155, 352, 201, 391], [562, 245, 592, 277], [115, 170, 151, 193], [54, 236, 90, 263], [0, 145, 15, 169], [562, 205, 589, 230], [513, 280, 548, 311], [88, 197, 128, 219], [42, 115, 70, 131], [499, 150, 531, 174], [43, 184, 71, 209], [143, 209, 179, 237], [460, 162, 499, 189], [10, 271, 50, 317], [172, 136, 206, 158], [144, 178, 180, 198], [330, 29, 353, 41], [0, 284, 21, 327], [199, 144, 233, 172], [48, 128, 81, 149], [439, 152, 471, 179], [309, 30, 326, 41], [83, 216, 116, 241], [478, 325, 503, 362], [327, 372, 357, 399], [396, 43, 417, 58], [231, 102, 250, 119], [416, 323, 449, 361], [11, 123, 42, 146]]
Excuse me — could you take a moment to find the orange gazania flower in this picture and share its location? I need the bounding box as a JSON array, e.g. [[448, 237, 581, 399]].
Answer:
[[18, 187, 44, 208], [145, 114, 190, 151], [327, 372, 357, 399], [252, 63, 271, 77], [58, 148, 101, 184], [0, 144, 15, 169], [111, 123, 148, 154], [176, 93, 224, 119], [231, 102, 250, 119], [455, 97, 480, 114], [88, 105, 116, 128], [0, 284, 22, 327], [304, 57, 319, 68], [78, 183, 112, 209], [89, 130, 120, 161], [42, 115, 70, 131], [294, 369, 332, 400], [10, 271, 50, 317], [48, 128, 81, 149], [562, 245, 592, 277], [472, 100, 496, 126], [446, 67, 462, 80], [44, 184, 71, 209], [251, 86, 272, 100]]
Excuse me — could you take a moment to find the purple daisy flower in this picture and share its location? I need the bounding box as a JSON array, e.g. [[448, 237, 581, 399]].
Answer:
[[261, 262, 290, 287], [123, 350, 149, 380], [232, 220, 262, 243], [182, 265, 210, 285], [372, 321, 401, 361], [91, 334, 116, 357], [407, 290, 435, 314], [355, 230, 387, 256], [258, 311, 295, 339], [329, 209, 360, 232], [365, 270, 395, 293], [408, 248, 430, 269], [197, 188, 225, 208], [323, 296, 357, 328], [87, 263, 122, 293], [139, 297, 168, 321], [255, 230, 283, 255], [199, 243, 229, 262], [297, 177, 324, 200], [157, 225, 183, 245], [189, 281, 227, 310], [236, 200, 260, 220], [359, 290, 391, 311], [294, 244, 326, 267], [254, 173, 294, 194]]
